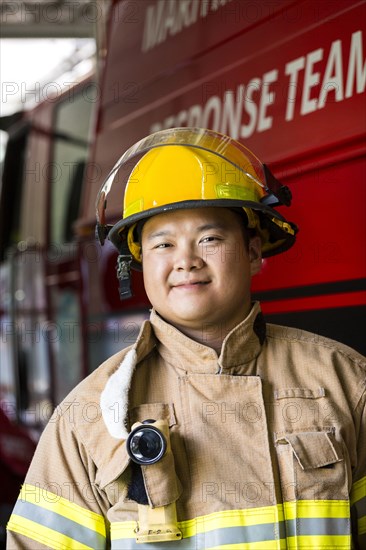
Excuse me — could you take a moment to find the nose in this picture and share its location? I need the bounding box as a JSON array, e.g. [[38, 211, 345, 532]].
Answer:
[[173, 244, 204, 271]]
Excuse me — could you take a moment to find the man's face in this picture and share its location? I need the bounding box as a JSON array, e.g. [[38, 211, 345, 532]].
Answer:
[[141, 207, 262, 337]]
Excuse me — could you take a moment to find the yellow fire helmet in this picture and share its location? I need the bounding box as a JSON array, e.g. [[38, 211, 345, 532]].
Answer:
[[96, 127, 298, 299]]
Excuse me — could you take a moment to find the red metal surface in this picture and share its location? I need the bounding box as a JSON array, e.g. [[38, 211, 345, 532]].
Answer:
[[253, 155, 366, 294], [83, 0, 365, 315], [262, 290, 366, 315], [98, 0, 365, 160]]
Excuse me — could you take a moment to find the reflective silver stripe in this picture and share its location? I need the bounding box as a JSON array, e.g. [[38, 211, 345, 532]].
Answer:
[[203, 522, 286, 547], [112, 538, 205, 549], [285, 517, 350, 537], [111, 521, 287, 549], [12, 499, 106, 548], [111, 515, 351, 549]]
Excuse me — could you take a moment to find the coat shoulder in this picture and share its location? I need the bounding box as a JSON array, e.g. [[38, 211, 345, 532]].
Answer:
[[266, 323, 366, 368]]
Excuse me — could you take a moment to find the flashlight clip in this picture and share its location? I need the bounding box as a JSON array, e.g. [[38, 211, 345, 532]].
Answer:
[[126, 419, 183, 544]]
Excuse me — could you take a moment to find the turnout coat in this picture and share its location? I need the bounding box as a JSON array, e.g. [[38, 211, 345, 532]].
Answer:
[[7, 303, 366, 549]]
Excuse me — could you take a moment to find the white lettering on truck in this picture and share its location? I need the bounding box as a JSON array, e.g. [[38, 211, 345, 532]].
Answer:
[[150, 30, 366, 137], [142, 0, 233, 52], [286, 30, 366, 119]]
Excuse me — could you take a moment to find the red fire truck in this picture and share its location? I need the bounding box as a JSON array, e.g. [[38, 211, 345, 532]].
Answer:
[[0, 0, 365, 521]]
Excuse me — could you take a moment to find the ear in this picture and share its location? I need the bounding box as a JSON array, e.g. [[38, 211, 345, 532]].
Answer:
[[249, 236, 262, 276]]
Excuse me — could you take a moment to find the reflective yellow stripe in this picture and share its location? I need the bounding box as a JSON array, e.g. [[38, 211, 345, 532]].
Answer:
[[111, 501, 351, 549], [7, 515, 92, 550], [182, 505, 285, 536], [351, 476, 366, 505], [7, 484, 106, 548], [111, 504, 284, 540], [283, 500, 351, 548], [284, 500, 350, 520], [19, 483, 105, 536], [286, 535, 350, 549], [208, 542, 287, 550], [111, 522, 286, 550]]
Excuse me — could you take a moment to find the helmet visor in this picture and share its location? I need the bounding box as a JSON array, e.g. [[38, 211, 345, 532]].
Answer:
[[96, 127, 273, 227]]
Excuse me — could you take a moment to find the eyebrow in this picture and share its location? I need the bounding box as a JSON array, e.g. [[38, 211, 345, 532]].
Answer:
[[145, 223, 230, 241], [145, 230, 172, 241]]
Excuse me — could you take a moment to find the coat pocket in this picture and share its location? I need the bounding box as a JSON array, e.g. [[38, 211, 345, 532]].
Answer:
[[275, 429, 350, 501]]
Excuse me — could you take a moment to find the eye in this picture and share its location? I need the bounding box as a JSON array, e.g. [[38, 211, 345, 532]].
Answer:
[[200, 235, 221, 244], [153, 242, 172, 249]]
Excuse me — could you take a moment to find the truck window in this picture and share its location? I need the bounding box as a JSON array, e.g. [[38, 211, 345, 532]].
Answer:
[[50, 84, 94, 245]]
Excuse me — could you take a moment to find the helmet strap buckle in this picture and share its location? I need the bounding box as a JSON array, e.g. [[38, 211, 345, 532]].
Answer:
[[116, 254, 133, 300]]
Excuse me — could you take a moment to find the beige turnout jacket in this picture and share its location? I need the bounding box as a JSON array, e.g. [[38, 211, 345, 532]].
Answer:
[[7, 303, 366, 549]]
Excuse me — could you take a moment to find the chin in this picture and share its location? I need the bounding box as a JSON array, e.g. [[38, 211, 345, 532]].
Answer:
[[173, 309, 216, 326]]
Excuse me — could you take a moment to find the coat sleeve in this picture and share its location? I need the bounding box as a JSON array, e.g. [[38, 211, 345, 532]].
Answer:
[[351, 388, 366, 550], [6, 401, 109, 549]]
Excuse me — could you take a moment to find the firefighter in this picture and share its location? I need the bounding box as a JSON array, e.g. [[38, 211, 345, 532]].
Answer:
[[7, 128, 366, 549]]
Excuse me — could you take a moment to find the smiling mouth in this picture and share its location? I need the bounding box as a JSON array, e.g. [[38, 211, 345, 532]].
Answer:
[[173, 281, 210, 287]]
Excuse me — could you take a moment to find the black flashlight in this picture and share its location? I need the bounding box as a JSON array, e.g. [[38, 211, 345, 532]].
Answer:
[[126, 420, 167, 465]]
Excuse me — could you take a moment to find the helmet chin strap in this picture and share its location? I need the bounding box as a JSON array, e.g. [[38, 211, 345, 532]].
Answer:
[[116, 252, 133, 299]]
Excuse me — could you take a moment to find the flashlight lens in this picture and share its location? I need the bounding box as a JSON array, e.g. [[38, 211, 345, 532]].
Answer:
[[127, 426, 166, 464]]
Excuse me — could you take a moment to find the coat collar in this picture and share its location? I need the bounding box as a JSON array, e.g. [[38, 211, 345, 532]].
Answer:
[[100, 302, 266, 439], [150, 301, 266, 374]]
